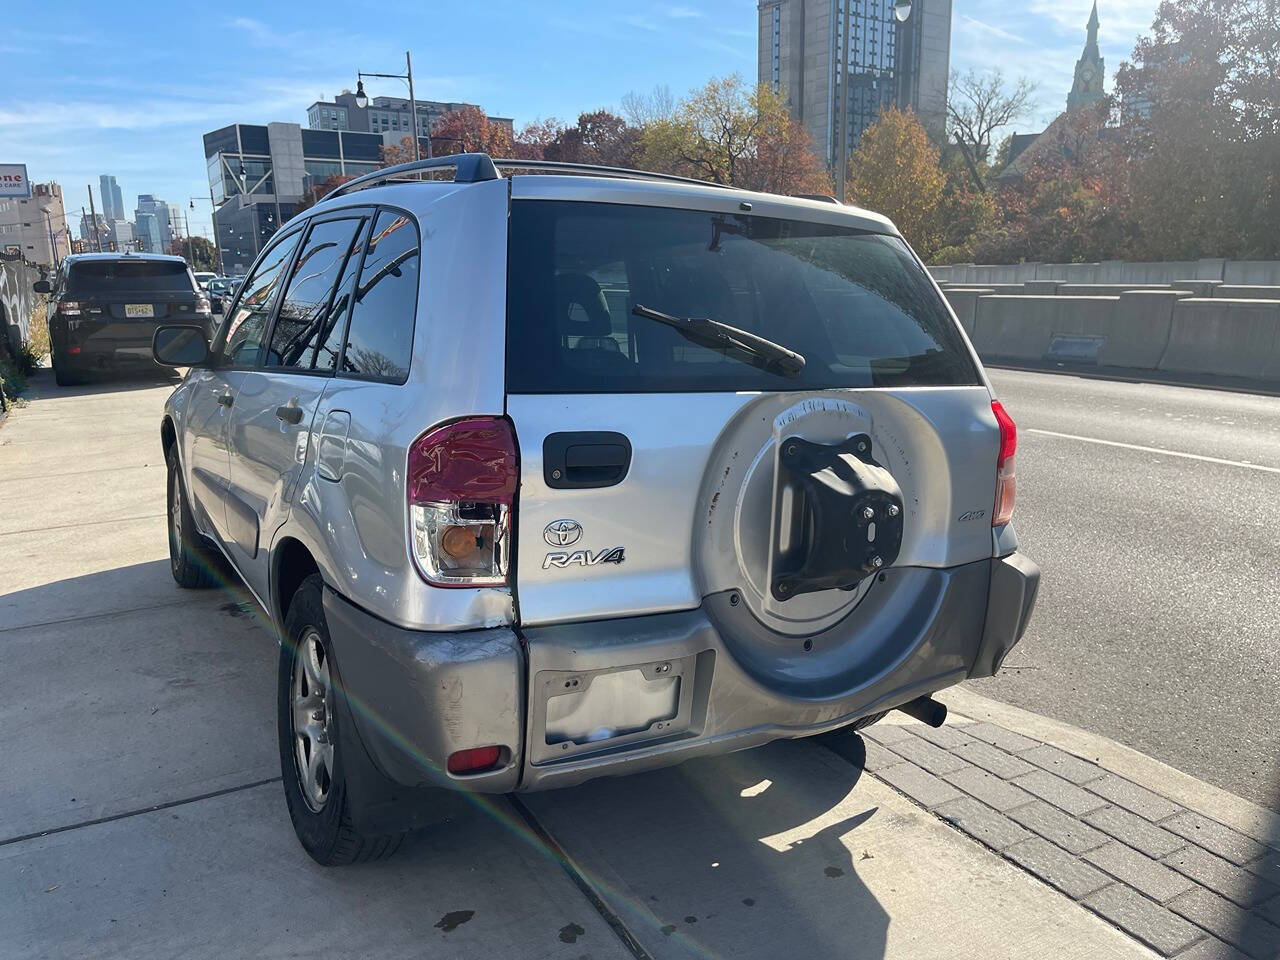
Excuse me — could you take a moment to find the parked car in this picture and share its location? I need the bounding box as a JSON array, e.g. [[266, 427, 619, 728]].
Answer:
[[36, 252, 212, 386], [154, 154, 1040, 866], [206, 277, 232, 313]]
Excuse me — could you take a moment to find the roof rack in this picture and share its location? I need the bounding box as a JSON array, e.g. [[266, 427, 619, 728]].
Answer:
[[489, 158, 731, 190], [325, 152, 732, 200], [327, 153, 500, 198]]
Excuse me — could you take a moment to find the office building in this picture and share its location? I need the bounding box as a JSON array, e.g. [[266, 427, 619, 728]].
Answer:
[[306, 91, 513, 146], [0, 181, 70, 266], [99, 174, 124, 223], [108, 219, 135, 252], [203, 121, 387, 274], [134, 195, 174, 254], [758, 0, 952, 166]]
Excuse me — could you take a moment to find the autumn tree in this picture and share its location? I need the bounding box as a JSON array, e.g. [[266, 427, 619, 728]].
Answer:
[[639, 74, 830, 194], [429, 105, 514, 156], [947, 69, 1038, 190], [543, 110, 641, 167], [167, 235, 218, 272], [846, 107, 947, 257], [1115, 0, 1279, 259], [513, 118, 563, 160]]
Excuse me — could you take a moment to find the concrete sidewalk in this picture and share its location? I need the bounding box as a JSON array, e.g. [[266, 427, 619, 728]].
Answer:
[[0, 370, 1268, 958]]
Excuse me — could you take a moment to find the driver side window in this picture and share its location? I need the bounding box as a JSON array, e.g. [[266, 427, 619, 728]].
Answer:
[[221, 231, 304, 368]]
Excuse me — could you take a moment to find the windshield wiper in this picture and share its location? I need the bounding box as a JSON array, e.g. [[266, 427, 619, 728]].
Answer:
[[631, 304, 806, 378]]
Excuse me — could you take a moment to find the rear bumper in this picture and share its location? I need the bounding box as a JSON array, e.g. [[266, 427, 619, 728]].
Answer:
[[52, 317, 212, 369], [323, 552, 1040, 796]]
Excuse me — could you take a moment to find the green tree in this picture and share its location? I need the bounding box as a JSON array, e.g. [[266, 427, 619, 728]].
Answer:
[[846, 107, 947, 257], [167, 235, 219, 272]]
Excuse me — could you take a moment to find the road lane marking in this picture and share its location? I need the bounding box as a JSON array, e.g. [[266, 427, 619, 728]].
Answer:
[[1025, 428, 1280, 475]]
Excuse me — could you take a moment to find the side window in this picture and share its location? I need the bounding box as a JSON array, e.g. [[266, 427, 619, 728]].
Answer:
[[265, 217, 364, 370], [222, 231, 303, 368], [339, 210, 419, 382]]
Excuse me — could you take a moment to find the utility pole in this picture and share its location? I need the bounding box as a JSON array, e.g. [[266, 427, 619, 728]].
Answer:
[[42, 210, 60, 268], [835, 0, 852, 203], [406, 51, 423, 161], [86, 186, 103, 252], [183, 208, 195, 267]]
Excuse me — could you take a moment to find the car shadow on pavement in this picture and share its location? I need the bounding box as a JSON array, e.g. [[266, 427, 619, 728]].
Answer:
[[519, 735, 889, 960], [22, 365, 181, 400]]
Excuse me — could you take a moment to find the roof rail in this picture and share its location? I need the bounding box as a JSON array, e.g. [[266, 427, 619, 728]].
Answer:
[[792, 193, 840, 204], [326, 153, 500, 198], [489, 158, 731, 190]]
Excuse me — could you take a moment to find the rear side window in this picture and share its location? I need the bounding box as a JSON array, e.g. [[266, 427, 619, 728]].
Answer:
[[339, 210, 419, 383], [223, 231, 303, 368], [506, 201, 978, 392], [265, 217, 365, 370], [66, 260, 194, 296]]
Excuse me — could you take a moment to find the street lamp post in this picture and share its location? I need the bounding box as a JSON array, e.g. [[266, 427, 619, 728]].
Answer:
[[356, 51, 422, 163]]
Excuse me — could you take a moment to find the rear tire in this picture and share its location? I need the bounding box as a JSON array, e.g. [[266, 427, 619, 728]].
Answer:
[[278, 575, 407, 866], [166, 447, 218, 588], [852, 711, 887, 731], [52, 358, 85, 387]]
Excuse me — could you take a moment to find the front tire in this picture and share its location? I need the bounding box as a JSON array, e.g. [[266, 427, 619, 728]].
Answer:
[[278, 575, 406, 866], [166, 447, 217, 588]]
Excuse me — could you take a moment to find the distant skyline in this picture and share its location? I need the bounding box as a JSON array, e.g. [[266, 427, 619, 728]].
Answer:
[[2, 1, 1158, 244]]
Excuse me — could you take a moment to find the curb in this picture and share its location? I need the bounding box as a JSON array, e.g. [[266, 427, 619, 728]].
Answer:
[[938, 686, 1280, 842]]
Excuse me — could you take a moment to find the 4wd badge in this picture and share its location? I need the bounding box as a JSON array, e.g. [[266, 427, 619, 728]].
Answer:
[[543, 547, 626, 569]]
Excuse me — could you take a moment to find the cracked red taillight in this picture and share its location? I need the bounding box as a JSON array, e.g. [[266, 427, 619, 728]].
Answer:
[[992, 400, 1017, 526], [407, 417, 517, 588]]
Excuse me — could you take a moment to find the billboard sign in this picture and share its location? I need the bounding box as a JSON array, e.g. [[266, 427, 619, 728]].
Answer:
[[0, 164, 32, 199]]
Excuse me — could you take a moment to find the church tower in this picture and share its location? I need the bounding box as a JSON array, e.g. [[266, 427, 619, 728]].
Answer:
[[1067, 2, 1105, 111]]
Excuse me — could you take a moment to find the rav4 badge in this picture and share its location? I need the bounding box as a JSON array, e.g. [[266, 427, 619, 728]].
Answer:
[[543, 547, 626, 569]]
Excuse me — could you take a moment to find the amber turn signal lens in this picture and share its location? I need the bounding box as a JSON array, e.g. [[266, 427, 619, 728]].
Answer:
[[440, 525, 481, 559]]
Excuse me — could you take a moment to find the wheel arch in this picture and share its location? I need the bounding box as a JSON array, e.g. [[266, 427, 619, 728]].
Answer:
[[160, 415, 178, 459], [273, 535, 321, 628]]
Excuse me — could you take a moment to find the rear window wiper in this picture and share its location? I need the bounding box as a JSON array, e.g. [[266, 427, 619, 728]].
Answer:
[[631, 304, 806, 378]]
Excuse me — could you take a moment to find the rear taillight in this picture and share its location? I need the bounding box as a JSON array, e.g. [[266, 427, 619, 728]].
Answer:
[[57, 301, 82, 316], [408, 417, 517, 588], [195, 296, 211, 316], [992, 400, 1017, 526]]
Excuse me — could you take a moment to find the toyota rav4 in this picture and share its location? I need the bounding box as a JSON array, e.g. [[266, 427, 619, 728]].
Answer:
[[153, 154, 1040, 865]]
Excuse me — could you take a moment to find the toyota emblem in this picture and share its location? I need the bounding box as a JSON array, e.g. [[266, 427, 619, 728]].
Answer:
[[543, 519, 583, 547]]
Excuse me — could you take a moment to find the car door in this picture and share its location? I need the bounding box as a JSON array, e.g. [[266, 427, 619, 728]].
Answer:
[[182, 237, 300, 546], [204, 227, 306, 574], [226, 211, 371, 599]]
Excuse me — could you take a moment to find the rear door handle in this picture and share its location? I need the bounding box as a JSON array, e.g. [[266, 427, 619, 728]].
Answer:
[[275, 404, 304, 425], [543, 432, 632, 489], [217, 393, 234, 407]]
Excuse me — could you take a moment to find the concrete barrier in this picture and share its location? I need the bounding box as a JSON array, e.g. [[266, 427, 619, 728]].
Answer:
[[942, 288, 995, 336], [1109, 291, 1187, 368], [1160, 299, 1280, 380], [1223, 261, 1280, 285], [971, 295, 1119, 363], [1171, 280, 1223, 298], [1022, 280, 1063, 295], [1213, 285, 1280, 300], [930, 257, 1280, 287], [1055, 283, 1187, 297]]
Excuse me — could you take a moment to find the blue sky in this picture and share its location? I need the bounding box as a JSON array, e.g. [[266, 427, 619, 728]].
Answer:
[[2, 0, 1158, 243]]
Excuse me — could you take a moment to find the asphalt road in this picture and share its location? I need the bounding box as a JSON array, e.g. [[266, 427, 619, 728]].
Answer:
[[976, 368, 1280, 812]]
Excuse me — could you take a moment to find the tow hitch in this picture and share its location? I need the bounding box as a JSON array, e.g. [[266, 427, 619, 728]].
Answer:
[[771, 433, 905, 601]]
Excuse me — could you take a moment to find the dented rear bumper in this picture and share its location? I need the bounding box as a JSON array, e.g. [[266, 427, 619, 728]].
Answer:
[[323, 553, 1040, 797]]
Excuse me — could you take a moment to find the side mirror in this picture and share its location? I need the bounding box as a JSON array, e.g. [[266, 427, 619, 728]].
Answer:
[[33, 279, 51, 294], [153, 324, 212, 368]]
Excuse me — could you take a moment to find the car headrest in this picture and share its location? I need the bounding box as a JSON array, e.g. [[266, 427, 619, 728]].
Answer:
[[555, 273, 613, 338]]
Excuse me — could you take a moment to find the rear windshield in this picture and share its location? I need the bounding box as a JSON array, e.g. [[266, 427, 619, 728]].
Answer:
[[66, 261, 194, 296], [506, 200, 978, 393]]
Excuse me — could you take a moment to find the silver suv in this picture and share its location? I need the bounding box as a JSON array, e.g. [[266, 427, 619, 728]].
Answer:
[[154, 154, 1040, 865]]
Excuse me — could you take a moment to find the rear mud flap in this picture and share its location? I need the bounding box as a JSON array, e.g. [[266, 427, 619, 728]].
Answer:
[[971, 552, 1042, 678]]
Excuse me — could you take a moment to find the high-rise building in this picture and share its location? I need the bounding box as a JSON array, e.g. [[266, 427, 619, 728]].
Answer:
[[99, 174, 124, 223], [0, 181, 70, 266], [134, 196, 173, 254], [758, 0, 952, 168]]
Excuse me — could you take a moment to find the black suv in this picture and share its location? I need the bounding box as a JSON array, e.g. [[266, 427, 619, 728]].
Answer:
[[36, 253, 213, 386]]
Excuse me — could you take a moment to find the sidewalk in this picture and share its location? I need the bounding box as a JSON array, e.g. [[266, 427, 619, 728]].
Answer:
[[841, 687, 1280, 960]]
